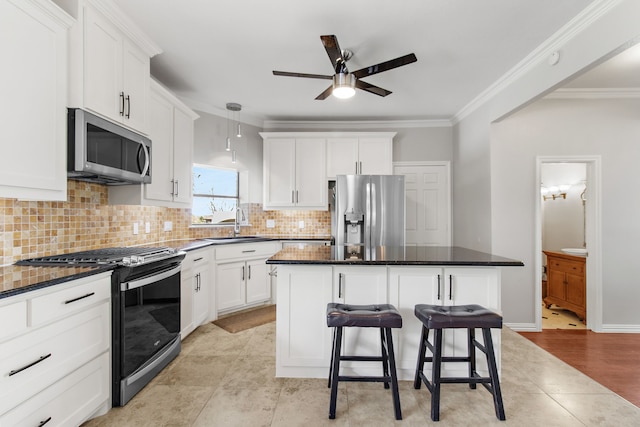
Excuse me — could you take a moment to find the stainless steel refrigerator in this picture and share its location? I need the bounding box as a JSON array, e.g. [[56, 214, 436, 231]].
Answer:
[[332, 175, 405, 248]]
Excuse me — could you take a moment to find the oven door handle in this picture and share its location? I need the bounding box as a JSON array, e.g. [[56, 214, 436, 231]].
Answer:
[[121, 264, 181, 291]]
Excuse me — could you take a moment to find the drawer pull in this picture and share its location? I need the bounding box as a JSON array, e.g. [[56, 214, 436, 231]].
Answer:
[[64, 292, 95, 305], [193, 257, 204, 262], [241, 250, 256, 253], [9, 353, 52, 376], [37, 417, 52, 427]]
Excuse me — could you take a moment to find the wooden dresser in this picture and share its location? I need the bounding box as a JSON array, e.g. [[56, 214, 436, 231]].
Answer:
[[543, 251, 586, 321]]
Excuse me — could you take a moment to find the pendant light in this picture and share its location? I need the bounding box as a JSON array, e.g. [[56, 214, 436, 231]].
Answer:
[[225, 107, 231, 151], [226, 102, 242, 138]]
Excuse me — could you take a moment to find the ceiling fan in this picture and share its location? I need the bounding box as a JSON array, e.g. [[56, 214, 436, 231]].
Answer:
[[273, 35, 417, 100]]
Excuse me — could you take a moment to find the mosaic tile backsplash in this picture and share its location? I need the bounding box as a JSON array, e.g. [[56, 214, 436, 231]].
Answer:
[[0, 180, 331, 266]]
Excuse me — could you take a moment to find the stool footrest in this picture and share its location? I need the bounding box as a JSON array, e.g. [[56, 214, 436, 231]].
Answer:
[[338, 375, 391, 383], [339, 355, 385, 362]]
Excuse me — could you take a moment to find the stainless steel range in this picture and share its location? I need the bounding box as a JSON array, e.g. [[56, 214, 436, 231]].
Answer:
[[17, 246, 186, 406]]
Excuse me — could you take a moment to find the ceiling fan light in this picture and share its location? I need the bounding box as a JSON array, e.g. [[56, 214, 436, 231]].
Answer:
[[332, 73, 356, 99]]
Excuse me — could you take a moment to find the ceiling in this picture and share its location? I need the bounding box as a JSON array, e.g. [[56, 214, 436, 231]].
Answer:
[[111, 0, 634, 124]]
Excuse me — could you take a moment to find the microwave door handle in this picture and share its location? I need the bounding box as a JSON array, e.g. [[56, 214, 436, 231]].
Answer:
[[140, 142, 150, 178]]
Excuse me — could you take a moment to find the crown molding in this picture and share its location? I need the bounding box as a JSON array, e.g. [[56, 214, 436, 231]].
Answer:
[[262, 119, 452, 130], [452, 0, 621, 124], [544, 88, 640, 99]]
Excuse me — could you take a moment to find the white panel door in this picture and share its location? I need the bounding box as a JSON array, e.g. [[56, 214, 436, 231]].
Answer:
[[216, 261, 246, 312], [246, 259, 270, 304], [394, 163, 450, 246]]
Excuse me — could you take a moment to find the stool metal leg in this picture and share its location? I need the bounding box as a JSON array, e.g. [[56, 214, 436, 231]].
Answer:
[[328, 327, 336, 388], [380, 328, 390, 389], [385, 328, 403, 420], [482, 328, 506, 420], [430, 328, 444, 422], [414, 325, 429, 389], [329, 327, 343, 419], [468, 328, 477, 390]]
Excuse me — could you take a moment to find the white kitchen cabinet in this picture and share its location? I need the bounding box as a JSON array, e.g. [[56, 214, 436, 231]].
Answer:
[[276, 265, 334, 374], [68, 0, 160, 135], [0, 0, 72, 201], [326, 134, 395, 178], [215, 242, 280, 314], [261, 135, 327, 210], [180, 247, 212, 339], [333, 266, 388, 364], [109, 79, 198, 207], [275, 264, 501, 380], [0, 272, 111, 425]]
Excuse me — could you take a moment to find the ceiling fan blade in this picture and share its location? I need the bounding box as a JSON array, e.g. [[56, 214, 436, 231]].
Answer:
[[356, 79, 392, 97], [315, 85, 333, 100], [320, 35, 344, 72], [352, 53, 417, 79], [273, 70, 333, 80]]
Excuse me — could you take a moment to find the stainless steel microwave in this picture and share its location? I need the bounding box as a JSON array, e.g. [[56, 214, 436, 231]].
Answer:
[[67, 108, 151, 185]]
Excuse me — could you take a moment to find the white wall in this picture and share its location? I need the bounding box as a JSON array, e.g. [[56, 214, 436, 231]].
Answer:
[[192, 111, 264, 203], [492, 98, 640, 327], [453, 0, 640, 328]]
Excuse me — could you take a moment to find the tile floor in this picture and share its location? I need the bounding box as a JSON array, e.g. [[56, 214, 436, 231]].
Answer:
[[83, 321, 640, 426]]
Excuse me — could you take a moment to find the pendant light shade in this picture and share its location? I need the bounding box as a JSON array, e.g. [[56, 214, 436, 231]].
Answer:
[[225, 137, 231, 151]]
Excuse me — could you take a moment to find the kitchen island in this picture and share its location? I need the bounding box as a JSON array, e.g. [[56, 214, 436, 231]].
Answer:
[[266, 245, 523, 380]]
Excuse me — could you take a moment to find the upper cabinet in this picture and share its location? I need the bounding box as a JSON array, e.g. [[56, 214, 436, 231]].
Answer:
[[109, 79, 199, 208], [0, 0, 74, 201], [326, 133, 395, 178], [261, 134, 327, 210], [65, 0, 162, 135]]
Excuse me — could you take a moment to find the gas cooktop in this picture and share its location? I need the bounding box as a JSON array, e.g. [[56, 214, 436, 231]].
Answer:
[[16, 247, 180, 267]]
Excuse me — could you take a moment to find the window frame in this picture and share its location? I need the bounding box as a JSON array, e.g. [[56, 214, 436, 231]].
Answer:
[[191, 164, 239, 226]]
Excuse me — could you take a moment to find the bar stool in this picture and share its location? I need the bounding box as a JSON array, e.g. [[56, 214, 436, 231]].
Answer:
[[413, 304, 505, 421], [326, 303, 403, 420]]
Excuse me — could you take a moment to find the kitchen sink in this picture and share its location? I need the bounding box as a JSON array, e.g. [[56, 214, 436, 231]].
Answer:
[[202, 236, 272, 244]]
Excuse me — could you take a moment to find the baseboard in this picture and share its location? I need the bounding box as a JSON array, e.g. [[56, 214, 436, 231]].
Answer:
[[504, 322, 538, 332], [600, 324, 640, 333]]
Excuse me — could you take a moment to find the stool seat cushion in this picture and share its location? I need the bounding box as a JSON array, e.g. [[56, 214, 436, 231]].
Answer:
[[414, 304, 502, 329], [327, 303, 403, 328]]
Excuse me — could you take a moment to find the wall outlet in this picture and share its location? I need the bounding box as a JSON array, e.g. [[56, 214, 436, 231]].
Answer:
[[145, 222, 151, 233], [164, 221, 172, 232], [133, 223, 139, 235], [266, 219, 275, 228], [298, 220, 305, 229]]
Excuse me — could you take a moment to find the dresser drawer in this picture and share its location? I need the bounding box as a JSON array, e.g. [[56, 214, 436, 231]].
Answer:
[[215, 242, 280, 261], [549, 259, 584, 275], [0, 300, 27, 341], [30, 275, 110, 327], [0, 302, 109, 415], [0, 352, 109, 427]]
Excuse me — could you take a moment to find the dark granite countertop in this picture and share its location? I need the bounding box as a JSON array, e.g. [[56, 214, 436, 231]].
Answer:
[[267, 245, 524, 266], [0, 264, 115, 300]]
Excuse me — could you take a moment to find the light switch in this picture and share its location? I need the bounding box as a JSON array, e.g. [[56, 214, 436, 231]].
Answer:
[[133, 223, 139, 235], [298, 220, 305, 229], [145, 222, 151, 233], [164, 221, 173, 231]]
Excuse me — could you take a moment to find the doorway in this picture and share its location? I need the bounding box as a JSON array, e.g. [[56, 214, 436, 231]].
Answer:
[[535, 156, 602, 332]]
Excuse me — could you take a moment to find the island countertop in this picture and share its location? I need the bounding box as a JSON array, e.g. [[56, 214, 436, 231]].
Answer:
[[266, 245, 524, 266]]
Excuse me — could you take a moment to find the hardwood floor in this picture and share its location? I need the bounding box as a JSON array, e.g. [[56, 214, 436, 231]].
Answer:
[[519, 329, 640, 408]]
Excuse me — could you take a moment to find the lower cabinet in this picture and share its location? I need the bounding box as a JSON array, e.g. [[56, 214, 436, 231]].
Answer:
[[276, 265, 501, 380], [543, 251, 586, 321], [0, 272, 111, 425], [215, 242, 280, 315], [180, 247, 212, 339]]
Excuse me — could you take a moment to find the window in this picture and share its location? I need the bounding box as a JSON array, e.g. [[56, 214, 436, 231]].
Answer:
[[192, 164, 238, 225]]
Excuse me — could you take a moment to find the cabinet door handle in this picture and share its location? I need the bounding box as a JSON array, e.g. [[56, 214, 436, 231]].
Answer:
[[338, 273, 343, 298], [64, 292, 95, 305], [9, 353, 52, 376], [174, 180, 179, 197], [359, 161, 362, 174], [248, 265, 251, 280], [242, 266, 245, 281], [296, 190, 299, 203], [355, 161, 358, 174], [120, 92, 125, 116], [291, 190, 295, 203], [448, 274, 453, 300], [437, 274, 441, 300], [125, 94, 131, 118], [37, 417, 52, 427], [170, 179, 175, 196]]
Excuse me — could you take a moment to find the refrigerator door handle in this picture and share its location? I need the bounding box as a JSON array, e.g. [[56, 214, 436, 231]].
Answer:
[[365, 181, 372, 248]]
